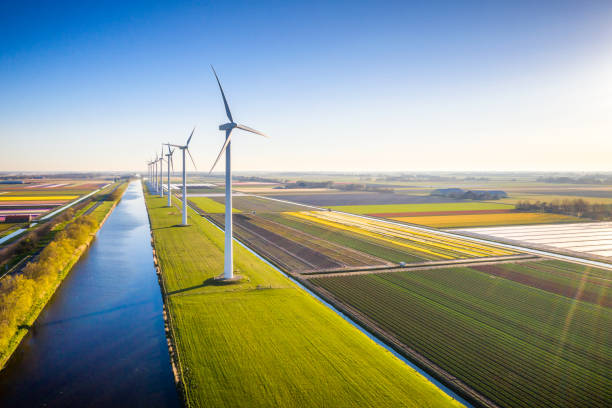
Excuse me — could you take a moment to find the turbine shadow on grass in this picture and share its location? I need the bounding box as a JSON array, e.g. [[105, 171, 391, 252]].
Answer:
[[167, 277, 239, 296], [153, 224, 190, 231]]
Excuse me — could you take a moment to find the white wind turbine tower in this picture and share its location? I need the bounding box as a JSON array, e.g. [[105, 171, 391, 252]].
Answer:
[[159, 145, 165, 198], [150, 158, 156, 190], [157, 152, 165, 197], [167, 128, 196, 226], [152, 154, 159, 193], [209, 66, 269, 280], [165, 144, 175, 207]]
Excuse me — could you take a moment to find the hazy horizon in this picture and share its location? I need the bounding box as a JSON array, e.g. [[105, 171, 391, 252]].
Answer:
[[2, 1, 611, 172]]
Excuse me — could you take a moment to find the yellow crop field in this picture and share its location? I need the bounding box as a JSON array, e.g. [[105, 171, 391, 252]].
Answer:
[[391, 212, 582, 228], [285, 211, 516, 260], [0, 196, 77, 201]]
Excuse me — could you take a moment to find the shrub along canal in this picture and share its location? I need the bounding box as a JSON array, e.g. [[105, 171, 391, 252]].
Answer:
[[0, 181, 179, 407]]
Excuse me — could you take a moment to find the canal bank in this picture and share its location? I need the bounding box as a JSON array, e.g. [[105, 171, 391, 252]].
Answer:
[[0, 181, 180, 407]]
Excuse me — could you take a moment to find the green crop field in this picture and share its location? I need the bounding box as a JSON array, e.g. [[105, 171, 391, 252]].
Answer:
[[144, 190, 461, 408], [211, 195, 306, 213], [310, 261, 612, 408], [329, 202, 515, 214], [188, 196, 240, 214]]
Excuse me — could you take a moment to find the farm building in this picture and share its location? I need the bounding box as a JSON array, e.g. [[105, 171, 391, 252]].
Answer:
[[2, 214, 32, 223]]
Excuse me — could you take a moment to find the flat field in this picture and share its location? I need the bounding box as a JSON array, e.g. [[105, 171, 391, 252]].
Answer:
[[204, 205, 518, 274], [286, 211, 517, 261], [0, 179, 108, 221], [309, 260, 612, 408], [456, 222, 612, 258], [330, 202, 514, 215], [188, 196, 240, 214], [209, 212, 390, 272], [393, 212, 581, 228], [210, 195, 306, 213], [145, 190, 462, 408], [268, 192, 459, 206]]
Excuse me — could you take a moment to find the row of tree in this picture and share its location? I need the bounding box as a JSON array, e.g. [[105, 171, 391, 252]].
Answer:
[[515, 199, 612, 220], [537, 175, 612, 184], [431, 188, 508, 200]]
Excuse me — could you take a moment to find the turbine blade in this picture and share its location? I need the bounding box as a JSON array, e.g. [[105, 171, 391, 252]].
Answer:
[[209, 129, 233, 174], [211, 66, 233, 123], [186, 148, 197, 171], [236, 124, 269, 138], [186, 127, 195, 146]]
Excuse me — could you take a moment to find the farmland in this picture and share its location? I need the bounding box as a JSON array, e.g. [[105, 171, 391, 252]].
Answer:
[[209, 212, 391, 272], [144, 189, 462, 407], [188, 196, 240, 214], [308, 260, 612, 408], [456, 222, 612, 259], [392, 212, 581, 228], [269, 192, 460, 206], [285, 211, 517, 260], [330, 202, 514, 214], [210, 195, 306, 212], [0, 179, 109, 223], [199, 201, 519, 275], [324, 200, 587, 228]]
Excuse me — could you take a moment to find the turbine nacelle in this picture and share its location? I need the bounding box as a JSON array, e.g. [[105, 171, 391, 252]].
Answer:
[[219, 122, 237, 131]]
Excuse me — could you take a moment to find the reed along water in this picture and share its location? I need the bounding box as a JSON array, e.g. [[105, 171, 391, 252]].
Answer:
[[0, 181, 180, 407]]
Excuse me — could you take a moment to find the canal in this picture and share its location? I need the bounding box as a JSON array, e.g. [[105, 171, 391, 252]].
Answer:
[[0, 181, 180, 407]]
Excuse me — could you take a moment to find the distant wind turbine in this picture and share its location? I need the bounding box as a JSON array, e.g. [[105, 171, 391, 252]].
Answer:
[[159, 145, 165, 198], [153, 154, 159, 193], [167, 128, 197, 226], [209, 66, 269, 280], [165, 144, 175, 207]]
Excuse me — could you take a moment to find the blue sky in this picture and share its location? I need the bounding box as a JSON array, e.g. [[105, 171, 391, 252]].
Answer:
[[1, 1, 611, 172]]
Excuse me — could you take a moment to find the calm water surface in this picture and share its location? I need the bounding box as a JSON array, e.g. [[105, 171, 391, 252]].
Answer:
[[0, 181, 180, 407]]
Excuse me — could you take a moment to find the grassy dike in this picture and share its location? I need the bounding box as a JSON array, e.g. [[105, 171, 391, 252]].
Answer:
[[0, 182, 128, 369], [144, 187, 462, 408]]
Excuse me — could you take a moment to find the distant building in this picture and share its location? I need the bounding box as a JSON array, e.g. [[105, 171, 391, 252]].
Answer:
[[3, 214, 32, 223]]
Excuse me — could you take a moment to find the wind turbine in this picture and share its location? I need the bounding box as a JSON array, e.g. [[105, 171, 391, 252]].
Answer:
[[164, 144, 175, 207], [159, 145, 166, 198], [209, 66, 269, 280], [152, 154, 158, 193], [150, 158, 156, 191], [167, 128, 196, 226]]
